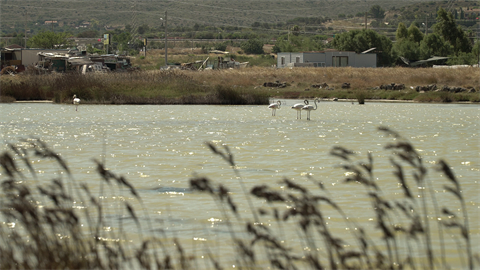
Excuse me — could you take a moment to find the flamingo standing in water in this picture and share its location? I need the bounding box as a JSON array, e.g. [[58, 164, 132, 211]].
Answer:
[[291, 100, 308, 119], [302, 98, 320, 120], [73, 95, 80, 111], [268, 100, 281, 116]]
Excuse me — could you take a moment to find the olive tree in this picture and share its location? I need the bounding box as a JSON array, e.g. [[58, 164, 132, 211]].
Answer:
[[473, 41, 480, 64], [396, 23, 408, 40], [434, 7, 472, 53], [419, 33, 452, 59], [369, 5, 385, 19], [28, 31, 72, 49]]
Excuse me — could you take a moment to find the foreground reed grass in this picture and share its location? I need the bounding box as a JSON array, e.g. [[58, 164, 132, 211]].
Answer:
[[1, 127, 477, 269], [1, 66, 478, 103], [194, 127, 477, 269]]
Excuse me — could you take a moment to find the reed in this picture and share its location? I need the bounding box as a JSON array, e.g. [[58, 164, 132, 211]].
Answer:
[[0, 71, 268, 105], [1, 126, 477, 269], [0, 95, 16, 103], [0, 139, 185, 269], [194, 126, 477, 269]]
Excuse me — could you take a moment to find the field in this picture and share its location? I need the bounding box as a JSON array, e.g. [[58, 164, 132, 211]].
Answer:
[[0, 0, 448, 30]]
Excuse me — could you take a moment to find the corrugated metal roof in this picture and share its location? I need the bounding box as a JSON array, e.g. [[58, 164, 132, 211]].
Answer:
[[68, 57, 94, 66]]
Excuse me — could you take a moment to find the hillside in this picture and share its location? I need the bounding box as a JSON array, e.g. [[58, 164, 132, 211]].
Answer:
[[1, 0, 478, 37]]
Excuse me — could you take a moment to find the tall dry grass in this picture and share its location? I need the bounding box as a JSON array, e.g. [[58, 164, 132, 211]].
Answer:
[[186, 66, 479, 102], [1, 66, 479, 103], [132, 49, 480, 91], [188, 66, 479, 90]]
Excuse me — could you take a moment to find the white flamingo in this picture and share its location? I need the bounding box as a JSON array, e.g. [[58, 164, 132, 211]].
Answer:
[[73, 95, 80, 111], [302, 98, 320, 120], [291, 100, 308, 119], [268, 100, 281, 116]]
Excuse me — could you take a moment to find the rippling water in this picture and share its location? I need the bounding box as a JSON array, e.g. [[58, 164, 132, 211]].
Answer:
[[1, 101, 479, 268]]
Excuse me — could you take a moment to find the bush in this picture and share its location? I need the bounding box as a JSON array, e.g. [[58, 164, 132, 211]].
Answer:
[[240, 39, 264, 54], [214, 42, 228, 51], [355, 90, 367, 104]]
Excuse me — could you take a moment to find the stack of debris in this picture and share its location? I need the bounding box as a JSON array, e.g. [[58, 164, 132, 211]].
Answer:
[[263, 81, 287, 88]]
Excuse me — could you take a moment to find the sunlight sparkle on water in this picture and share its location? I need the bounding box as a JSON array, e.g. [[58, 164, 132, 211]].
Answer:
[[1, 101, 478, 269]]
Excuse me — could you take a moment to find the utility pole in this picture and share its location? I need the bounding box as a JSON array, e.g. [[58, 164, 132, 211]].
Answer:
[[24, 10, 28, 48], [143, 38, 147, 57], [165, 10, 168, 67], [365, 12, 367, 30]]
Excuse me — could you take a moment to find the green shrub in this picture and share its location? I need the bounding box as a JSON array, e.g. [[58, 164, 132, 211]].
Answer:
[[214, 42, 228, 51], [240, 39, 264, 54], [355, 90, 367, 104]]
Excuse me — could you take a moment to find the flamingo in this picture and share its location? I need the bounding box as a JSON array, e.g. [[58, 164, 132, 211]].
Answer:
[[268, 100, 281, 116], [302, 98, 320, 120], [73, 95, 80, 111], [291, 100, 308, 119]]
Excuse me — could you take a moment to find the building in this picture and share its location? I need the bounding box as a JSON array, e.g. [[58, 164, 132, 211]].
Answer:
[[277, 50, 377, 68], [1, 48, 74, 69], [1, 48, 133, 73]]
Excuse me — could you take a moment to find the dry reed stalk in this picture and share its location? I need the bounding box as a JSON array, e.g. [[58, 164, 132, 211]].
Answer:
[[1, 125, 477, 269], [193, 127, 477, 269]]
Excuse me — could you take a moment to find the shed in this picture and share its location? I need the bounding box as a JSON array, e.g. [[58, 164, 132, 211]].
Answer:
[[1, 48, 76, 68], [277, 51, 377, 68]]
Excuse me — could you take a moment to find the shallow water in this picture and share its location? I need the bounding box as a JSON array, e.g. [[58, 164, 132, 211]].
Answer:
[[1, 100, 479, 268]]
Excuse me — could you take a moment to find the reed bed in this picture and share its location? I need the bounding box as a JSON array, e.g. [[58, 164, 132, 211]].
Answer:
[[0, 127, 477, 269], [1, 66, 479, 103], [0, 71, 269, 105]]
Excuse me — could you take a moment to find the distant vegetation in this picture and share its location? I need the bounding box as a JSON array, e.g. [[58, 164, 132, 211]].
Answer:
[[1, 0, 478, 39], [1, 0, 478, 67]]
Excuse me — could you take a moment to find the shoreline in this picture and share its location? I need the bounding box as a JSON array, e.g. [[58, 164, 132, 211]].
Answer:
[[13, 100, 54, 103], [8, 99, 478, 105]]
